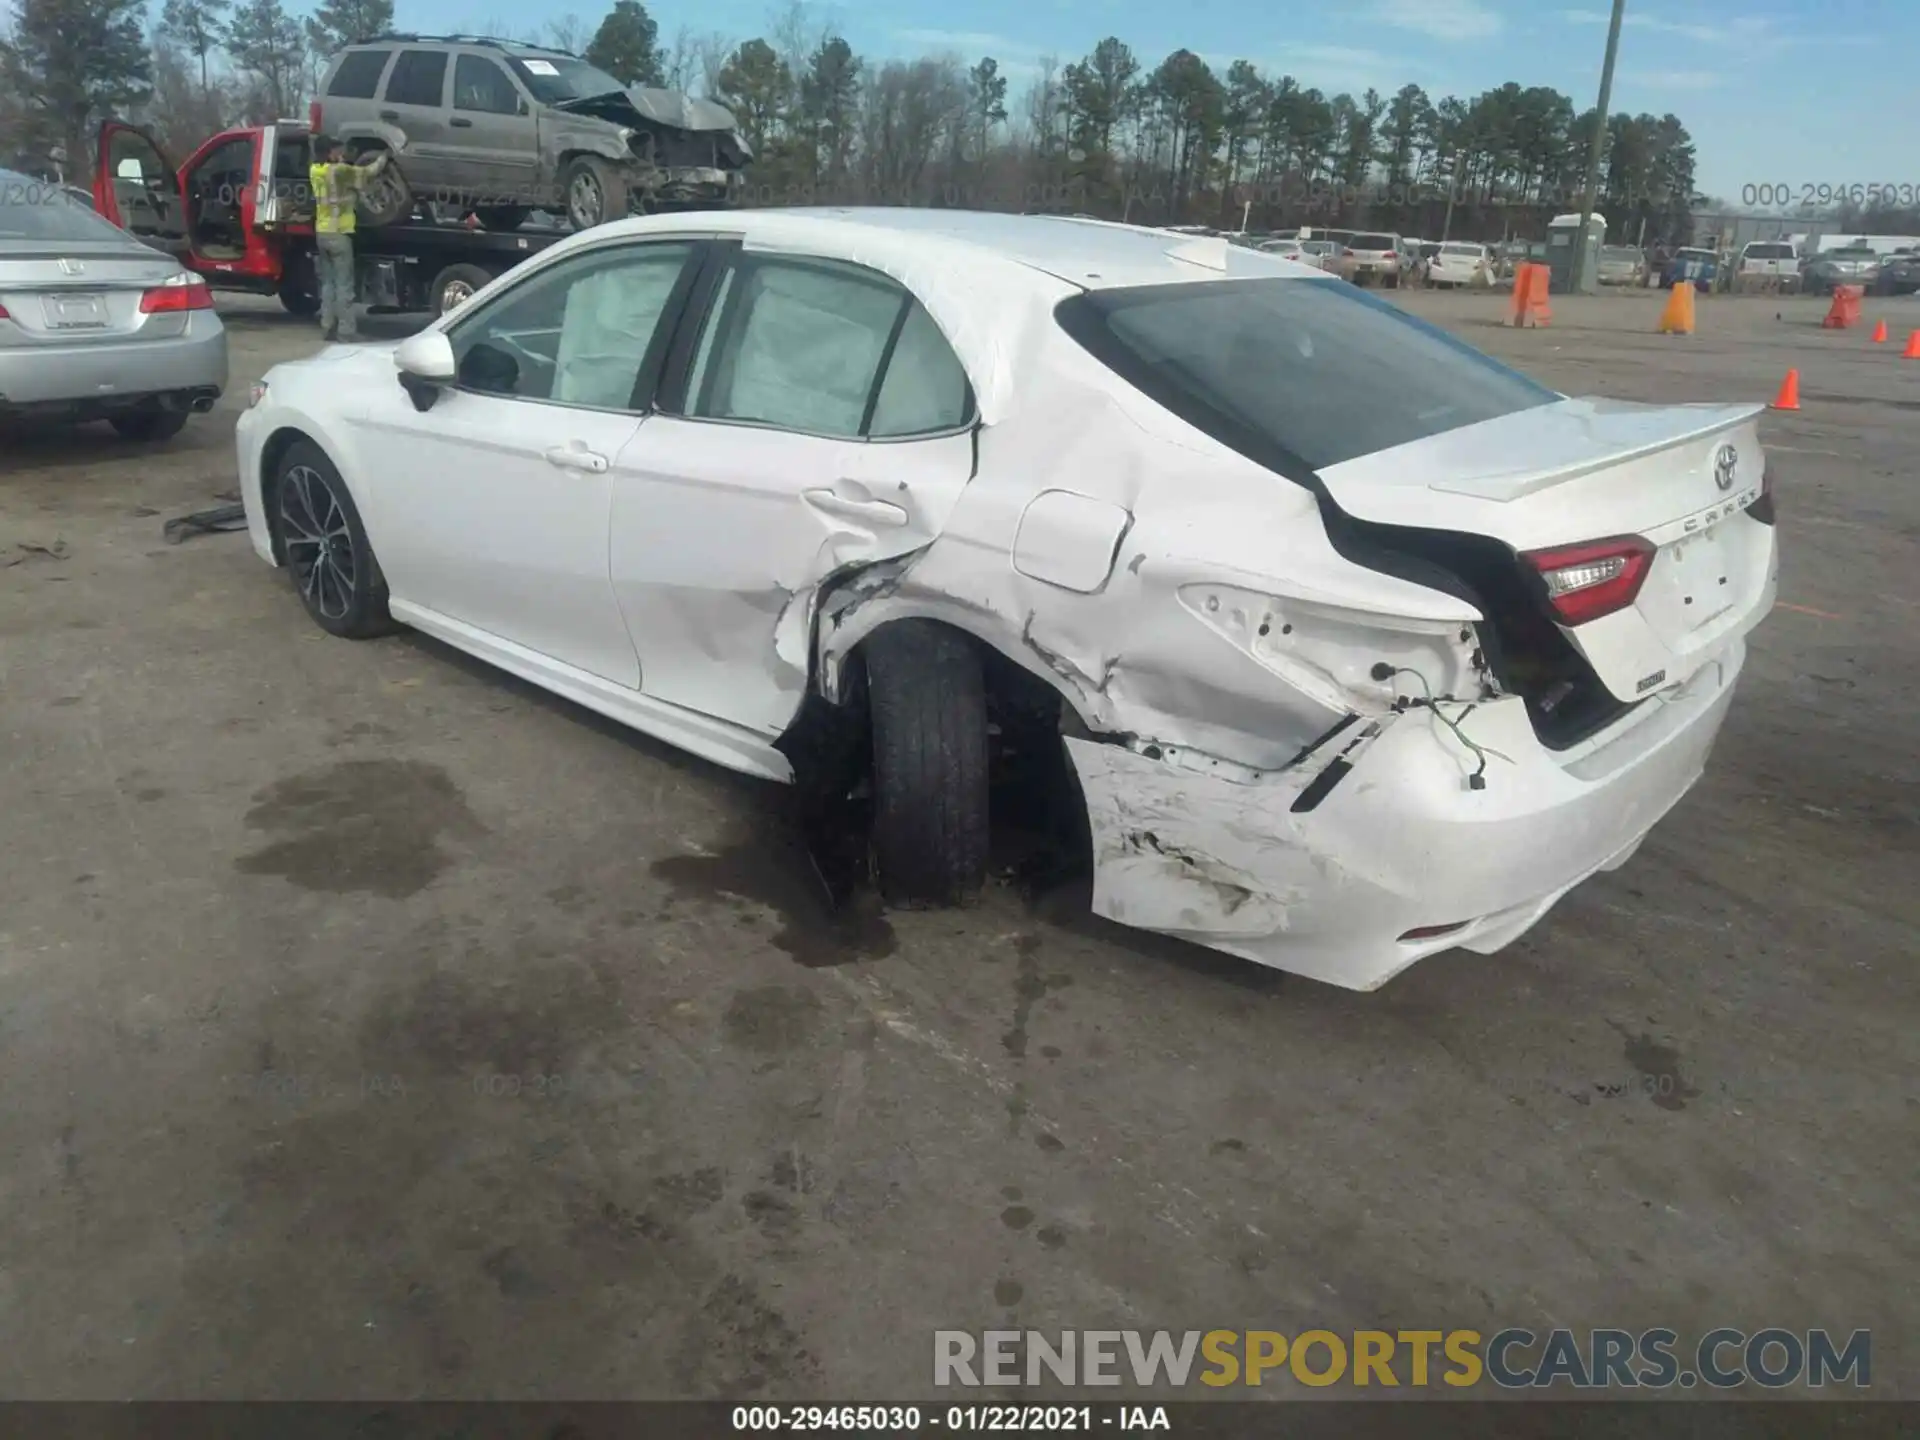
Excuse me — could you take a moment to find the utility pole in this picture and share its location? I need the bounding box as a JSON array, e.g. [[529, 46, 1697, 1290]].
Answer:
[[1570, 0, 1627, 292]]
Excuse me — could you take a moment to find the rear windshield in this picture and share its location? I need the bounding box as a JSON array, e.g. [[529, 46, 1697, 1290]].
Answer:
[[1351, 233, 1396, 249], [1677, 248, 1715, 260], [508, 54, 628, 104], [1440, 243, 1483, 256], [1744, 243, 1794, 259], [0, 182, 140, 243], [1056, 278, 1557, 475]]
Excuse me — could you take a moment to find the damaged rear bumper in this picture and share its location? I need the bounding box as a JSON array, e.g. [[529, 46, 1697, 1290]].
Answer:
[[1065, 639, 1745, 991]]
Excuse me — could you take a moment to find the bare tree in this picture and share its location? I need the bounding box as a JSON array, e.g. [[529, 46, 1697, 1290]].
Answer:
[[660, 23, 697, 90], [543, 13, 587, 53], [690, 30, 733, 98]]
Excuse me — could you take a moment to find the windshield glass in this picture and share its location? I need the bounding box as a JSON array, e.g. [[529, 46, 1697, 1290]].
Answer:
[[0, 180, 141, 244], [1056, 277, 1557, 475], [507, 53, 627, 103]]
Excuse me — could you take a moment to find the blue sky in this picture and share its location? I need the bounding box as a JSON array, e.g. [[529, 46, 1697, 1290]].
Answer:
[[378, 0, 1911, 202]]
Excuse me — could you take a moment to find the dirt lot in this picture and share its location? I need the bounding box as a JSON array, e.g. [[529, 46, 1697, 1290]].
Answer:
[[1, 286, 1915, 1400]]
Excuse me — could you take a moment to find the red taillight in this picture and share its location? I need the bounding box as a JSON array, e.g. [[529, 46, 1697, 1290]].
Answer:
[[1522, 535, 1656, 626], [0, 302, 10, 321], [139, 275, 214, 313]]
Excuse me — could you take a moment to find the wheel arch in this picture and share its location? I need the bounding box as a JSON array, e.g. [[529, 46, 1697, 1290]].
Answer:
[[257, 425, 358, 565]]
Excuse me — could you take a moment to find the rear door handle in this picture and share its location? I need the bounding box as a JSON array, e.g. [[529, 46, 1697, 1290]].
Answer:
[[449, 117, 473, 128], [544, 444, 609, 474], [803, 488, 907, 527], [378, 109, 399, 121]]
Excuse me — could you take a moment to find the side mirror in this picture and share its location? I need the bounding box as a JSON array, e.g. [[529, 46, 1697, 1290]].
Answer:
[[394, 330, 456, 412]]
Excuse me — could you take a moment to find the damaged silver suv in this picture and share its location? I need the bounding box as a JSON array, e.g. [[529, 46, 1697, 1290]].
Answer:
[[311, 34, 752, 231]]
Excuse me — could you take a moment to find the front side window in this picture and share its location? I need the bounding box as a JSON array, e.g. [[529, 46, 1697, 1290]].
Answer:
[[449, 242, 695, 408], [683, 256, 971, 439], [454, 55, 522, 114], [1057, 277, 1557, 476], [328, 49, 391, 98], [384, 50, 449, 107]]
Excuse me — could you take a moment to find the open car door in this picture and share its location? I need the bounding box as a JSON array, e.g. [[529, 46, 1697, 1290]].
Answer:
[[93, 122, 190, 257]]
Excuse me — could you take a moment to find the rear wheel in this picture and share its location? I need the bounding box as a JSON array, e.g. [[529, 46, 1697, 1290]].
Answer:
[[564, 156, 629, 230], [864, 621, 990, 907], [429, 262, 494, 318], [110, 406, 188, 442], [355, 162, 413, 228], [273, 440, 397, 640]]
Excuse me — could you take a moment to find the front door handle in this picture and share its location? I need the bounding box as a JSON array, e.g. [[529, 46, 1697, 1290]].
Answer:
[[449, 117, 473, 128], [544, 443, 609, 474], [803, 489, 908, 528]]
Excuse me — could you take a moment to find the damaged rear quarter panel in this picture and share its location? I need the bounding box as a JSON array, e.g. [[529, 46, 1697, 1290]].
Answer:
[[819, 326, 1486, 773]]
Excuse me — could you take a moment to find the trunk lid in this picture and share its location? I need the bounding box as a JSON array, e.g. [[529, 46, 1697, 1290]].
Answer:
[[0, 248, 192, 344], [1317, 397, 1778, 703]]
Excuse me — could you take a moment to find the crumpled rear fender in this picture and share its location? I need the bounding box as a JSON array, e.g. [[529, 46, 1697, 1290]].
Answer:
[[814, 351, 1489, 775]]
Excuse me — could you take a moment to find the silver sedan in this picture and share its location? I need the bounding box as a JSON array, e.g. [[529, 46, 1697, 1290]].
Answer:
[[1, 167, 227, 440]]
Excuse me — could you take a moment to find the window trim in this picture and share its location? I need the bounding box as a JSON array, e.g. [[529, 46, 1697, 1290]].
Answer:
[[656, 246, 979, 445], [452, 52, 525, 116], [383, 49, 451, 109], [441, 236, 712, 415]]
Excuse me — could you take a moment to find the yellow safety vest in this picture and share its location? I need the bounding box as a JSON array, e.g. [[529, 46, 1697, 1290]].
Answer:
[[310, 162, 372, 235]]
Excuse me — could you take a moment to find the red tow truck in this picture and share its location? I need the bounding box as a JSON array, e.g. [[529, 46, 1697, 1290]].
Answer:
[[92, 119, 568, 318]]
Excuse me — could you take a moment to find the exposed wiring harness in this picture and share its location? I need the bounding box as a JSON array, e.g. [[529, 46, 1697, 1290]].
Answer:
[[1372, 663, 1512, 791]]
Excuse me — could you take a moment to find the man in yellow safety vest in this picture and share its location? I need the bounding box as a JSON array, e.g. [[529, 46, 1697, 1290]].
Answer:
[[308, 136, 393, 342]]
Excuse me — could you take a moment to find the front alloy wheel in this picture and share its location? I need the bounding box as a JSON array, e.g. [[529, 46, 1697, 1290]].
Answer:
[[275, 440, 397, 639]]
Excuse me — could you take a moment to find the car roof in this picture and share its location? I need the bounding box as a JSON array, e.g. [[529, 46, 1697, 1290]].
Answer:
[[567, 207, 1331, 427]]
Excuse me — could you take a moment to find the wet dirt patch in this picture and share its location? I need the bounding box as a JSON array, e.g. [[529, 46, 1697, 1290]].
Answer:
[[1611, 1022, 1703, 1112], [234, 759, 485, 898], [722, 985, 822, 1055], [653, 837, 895, 967]]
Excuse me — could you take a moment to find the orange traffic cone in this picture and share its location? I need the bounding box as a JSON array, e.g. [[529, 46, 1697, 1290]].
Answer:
[[1770, 369, 1801, 411], [1657, 281, 1695, 335], [1905, 331, 1920, 360], [1871, 319, 1889, 343]]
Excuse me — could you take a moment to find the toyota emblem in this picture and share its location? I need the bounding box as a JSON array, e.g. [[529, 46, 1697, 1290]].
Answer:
[[1713, 444, 1738, 491]]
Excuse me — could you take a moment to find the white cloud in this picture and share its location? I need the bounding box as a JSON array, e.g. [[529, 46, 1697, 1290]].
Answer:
[[1631, 69, 1724, 90], [1203, 43, 1413, 96], [1559, 9, 1793, 45], [1375, 0, 1504, 42], [891, 29, 1036, 57]]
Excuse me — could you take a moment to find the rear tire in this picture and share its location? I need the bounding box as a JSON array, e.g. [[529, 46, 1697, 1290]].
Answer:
[[272, 439, 397, 640], [355, 162, 412, 228], [864, 621, 990, 908], [564, 156, 629, 230], [111, 407, 188, 442]]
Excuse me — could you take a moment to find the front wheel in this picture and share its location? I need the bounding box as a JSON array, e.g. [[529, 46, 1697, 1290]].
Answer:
[[273, 440, 398, 639], [863, 621, 990, 907]]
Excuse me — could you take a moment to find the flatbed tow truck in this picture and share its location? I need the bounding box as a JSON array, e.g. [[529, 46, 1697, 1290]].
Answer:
[[94, 118, 572, 319]]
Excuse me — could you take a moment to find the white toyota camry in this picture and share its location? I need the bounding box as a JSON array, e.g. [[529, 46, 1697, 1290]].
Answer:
[[237, 208, 1778, 991]]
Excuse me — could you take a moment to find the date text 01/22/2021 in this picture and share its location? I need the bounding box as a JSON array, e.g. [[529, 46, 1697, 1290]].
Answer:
[[730, 1407, 1170, 1432]]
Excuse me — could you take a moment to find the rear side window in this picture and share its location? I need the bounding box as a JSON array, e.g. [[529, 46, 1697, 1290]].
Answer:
[[384, 49, 448, 107], [328, 49, 390, 98], [684, 256, 972, 439], [1056, 278, 1557, 475]]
